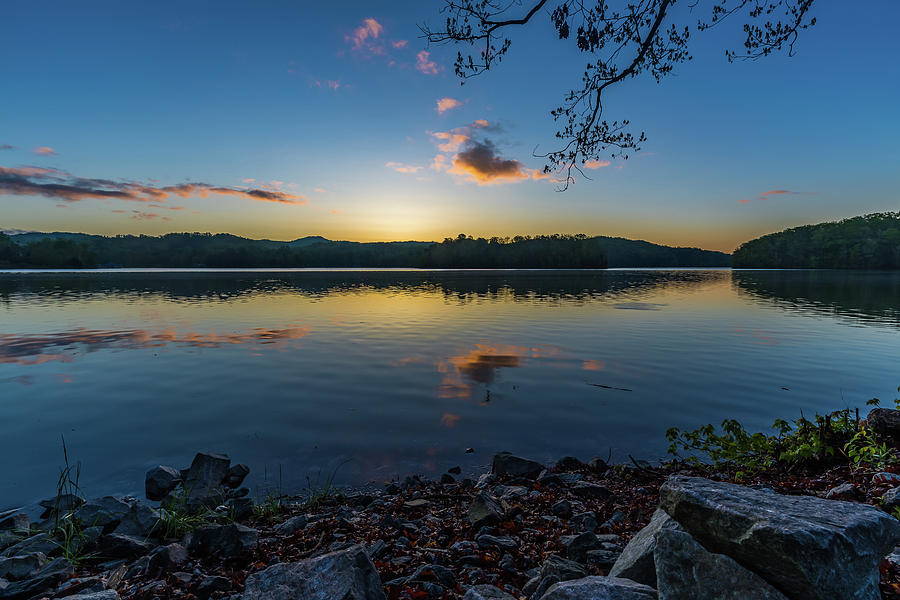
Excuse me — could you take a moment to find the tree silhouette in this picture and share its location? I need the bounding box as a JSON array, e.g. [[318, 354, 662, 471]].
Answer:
[[421, 0, 816, 189]]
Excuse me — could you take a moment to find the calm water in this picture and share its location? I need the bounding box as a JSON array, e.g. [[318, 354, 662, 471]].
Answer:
[[1, 269, 899, 510]]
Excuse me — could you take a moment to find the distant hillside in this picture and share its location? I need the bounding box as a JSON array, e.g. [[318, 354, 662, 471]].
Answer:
[[1, 230, 730, 269], [733, 212, 900, 269]]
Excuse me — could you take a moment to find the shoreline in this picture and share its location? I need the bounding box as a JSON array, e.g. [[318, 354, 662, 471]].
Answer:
[[4, 448, 900, 600]]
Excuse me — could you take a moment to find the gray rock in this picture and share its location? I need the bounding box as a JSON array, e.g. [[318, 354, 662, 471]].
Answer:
[[538, 576, 657, 600], [659, 475, 900, 600], [883, 486, 900, 512], [242, 545, 385, 600], [0, 553, 46, 581], [64, 592, 120, 600], [74, 496, 132, 531], [584, 549, 621, 568], [463, 584, 517, 600], [186, 523, 257, 558], [476, 534, 517, 550], [229, 497, 254, 521], [145, 466, 181, 501], [38, 494, 85, 519], [0, 557, 73, 600], [184, 452, 231, 504], [551, 500, 572, 518], [565, 532, 602, 563], [99, 533, 153, 559], [197, 575, 232, 595], [587, 457, 608, 472], [0, 534, 23, 555], [0, 533, 59, 559], [491, 452, 544, 479], [654, 528, 787, 600], [572, 481, 614, 500], [866, 408, 900, 442], [475, 473, 496, 489], [571, 512, 598, 532], [148, 543, 188, 570], [825, 482, 859, 500], [113, 503, 160, 537], [541, 554, 588, 581], [0, 515, 28, 533], [468, 492, 503, 528], [408, 564, 456, 588], [224, 464, 250, 488], [609, 509, 682, 587], [274, 515, 307, 535]]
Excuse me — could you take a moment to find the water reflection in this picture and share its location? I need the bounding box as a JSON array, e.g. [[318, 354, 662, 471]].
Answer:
[[0, 326, 311, 365], [732, 271, 900, 326], [436, 344, 561, 399]]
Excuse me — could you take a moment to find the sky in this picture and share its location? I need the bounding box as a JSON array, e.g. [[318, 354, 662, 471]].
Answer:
[[1, 1, 898, 253]]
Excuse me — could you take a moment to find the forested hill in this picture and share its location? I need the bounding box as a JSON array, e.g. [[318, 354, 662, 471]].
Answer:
[[0, 231, 730, 269], [732, 213, 900, 269]]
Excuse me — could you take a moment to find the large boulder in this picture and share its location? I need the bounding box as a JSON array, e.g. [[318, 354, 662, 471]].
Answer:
[[74, 497, 132, 531], [186, 523, 257, 558], [609, 509, 682, 586], [183, 452, 231, 510], [491, 452, 544, 479], [653, 528, 788, 599], [99, 533, 154, 559], [113, 503, 159, 538], [866, 408, 900, 442], [242, 545, 385, 600], [537, 576, 657, 600], [145, 466, 181, 501], [659, 475, 900, 600]]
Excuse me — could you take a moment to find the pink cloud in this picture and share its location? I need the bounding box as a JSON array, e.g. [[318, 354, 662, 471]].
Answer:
[[347, 17, 383, 50], [33, 146, 57, 156], [416, 51, 439, 75], [392, 40, 408, 49], [436, 97, 462, 114], [738, 189, 811, 204]]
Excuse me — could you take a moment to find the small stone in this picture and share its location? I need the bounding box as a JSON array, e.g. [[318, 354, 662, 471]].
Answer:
[[571, 511, 599, 532], [441, 474, 456, 484], [449, 466, 462, 474], [74, 496, 132, 530], [186, 523, 257, 558], [587, 456, 608, 471], [404, 499, 431, 509], [883, 487, 900, 512], [873, 472, 900, 486], [476, 534, 517, 550], [825, 482, 859, 500], [555, 456, 583, 471], [38, 494, 85, 519], [462, 584, 517, 600], [99, 533, 153, 559], [223, 464, 250, 489], [229, 497, 254, 521], [148, 543, 188, 570], [468, 492, 503, 528], [551, 500, 572, 518], [0, 553, 47, 581], [572, 481, 614, 500], [565, 532, 602, 563], [64, 592, 120, 600], [0, 514, 29, 532], [198, 575, 233, 595], [274, 515, 307, 536]]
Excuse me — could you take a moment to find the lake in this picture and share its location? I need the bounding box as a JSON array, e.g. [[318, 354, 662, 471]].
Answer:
[[1, 268, 899, 511]]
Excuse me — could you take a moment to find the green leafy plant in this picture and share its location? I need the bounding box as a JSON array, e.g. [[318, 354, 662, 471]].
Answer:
[[157, 487, 211, 539], [253, 464, 285, 523], [300, 462, 347, 510], [845, 427, 897, 471], [50, 437, 93, 564], [666, 409, 861, 471]]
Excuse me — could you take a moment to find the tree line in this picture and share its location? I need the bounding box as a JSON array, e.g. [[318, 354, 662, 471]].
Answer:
[[732, 213, 900, 269], [0, 231, 731, 269]]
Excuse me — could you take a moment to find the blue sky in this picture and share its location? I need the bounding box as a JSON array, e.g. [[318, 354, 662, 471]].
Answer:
[[1, 0, 897, 252]]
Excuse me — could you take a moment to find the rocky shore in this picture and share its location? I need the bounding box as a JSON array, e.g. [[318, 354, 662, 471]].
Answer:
[[4, 448, 900, 599]]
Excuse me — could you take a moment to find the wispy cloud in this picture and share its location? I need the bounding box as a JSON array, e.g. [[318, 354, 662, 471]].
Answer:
[[584, 159, 612, 169], [429, 119, 496, 152], [346, 17, 383, 51], [436, 97, 462, 114], [392, 40, 408, 49], [416, 51, 439, 75], [0, 144, 14, 151], [385, 161, 423, 174], [738, 189, 810, 204], [33, 146, 57, 156], [0, 166, 307, 205], [312, 79, 342, 91]]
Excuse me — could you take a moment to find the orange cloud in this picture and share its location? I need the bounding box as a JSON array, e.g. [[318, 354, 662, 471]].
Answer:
[[436, 97, 462, 114], [0, 166, 307, 205], [584, 159, 611, 169], [431, 154, 449, 171], [436, 343, 560, 399], [347, 17, 383, 50], [33, 146, 57, 156], [448, 140, 548, 186], [385, 161, 423, 174], [739, 189, 810, 204], [416, 51, 439, 75]]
